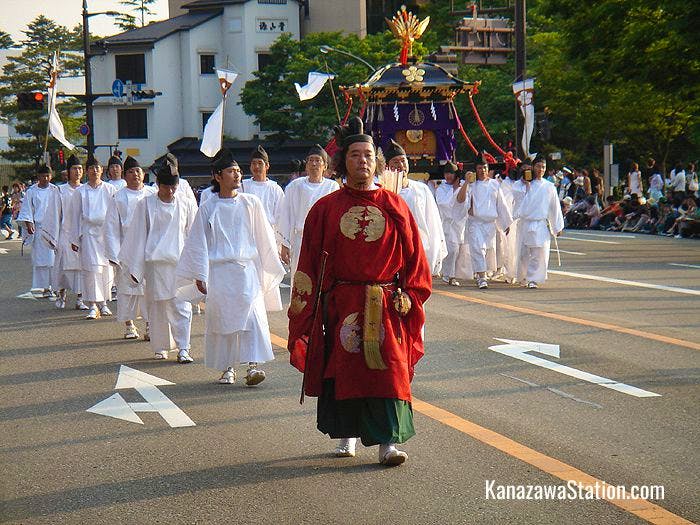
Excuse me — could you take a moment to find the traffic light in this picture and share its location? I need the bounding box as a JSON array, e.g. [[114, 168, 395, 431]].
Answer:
[[17, 91, 46, 110], [132, 89, 160, 100]]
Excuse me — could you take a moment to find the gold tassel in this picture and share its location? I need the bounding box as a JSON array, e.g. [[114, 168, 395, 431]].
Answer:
[[363, 285, 387, 370]]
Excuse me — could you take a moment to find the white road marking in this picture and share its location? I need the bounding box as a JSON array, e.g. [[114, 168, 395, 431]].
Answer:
[[559, 236, 620, 245], [16, 291, 37, 300], [280, 283, 291, 289], [565, 231, 637, 239], [0, 248, 8, 254], [550, 249, 587, 255], [500, 373, 603, 408], [87, 365, 195, 428], [669, 263, 700, 270], [548, 269, 700, 296], [490, 339, 660, 398]]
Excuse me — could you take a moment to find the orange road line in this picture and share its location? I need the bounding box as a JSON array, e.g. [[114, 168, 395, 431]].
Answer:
[[412, 398, 692, 525], [432, 289, 700, 351], [269, 333, 691, 525]]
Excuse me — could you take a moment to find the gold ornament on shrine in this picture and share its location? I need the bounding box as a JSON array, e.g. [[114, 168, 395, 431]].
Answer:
[[385, 5, 430, 66]]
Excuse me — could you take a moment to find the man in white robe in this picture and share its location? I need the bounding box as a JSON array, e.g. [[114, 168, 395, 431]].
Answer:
[[278, 145, 339, 280], [69, 156, 117, 318], [106, 156, 126, 190], [242, 145, 285, 306], [177, 149, 285, 385], [435, 162, 471, 286], [384, 139, 447, 275], [456, 159, 512, 289], [513, 155, 564, 289], [18, 164, 58, 296], [242, 145, 285, 224], [498, 170, 528, 283], [105, 156, 157, 339], [119, 156, 197, 362], [42, 155, 87, 309]]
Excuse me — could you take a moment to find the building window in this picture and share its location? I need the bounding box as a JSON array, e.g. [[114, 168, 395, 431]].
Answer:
[[258, 0, 287, 4], [118, 109, 148, 139], [115, 54, 146, 84], [257, 52, 273, 71], [200, 54, 215, 75], [202, 112, 213, 131]]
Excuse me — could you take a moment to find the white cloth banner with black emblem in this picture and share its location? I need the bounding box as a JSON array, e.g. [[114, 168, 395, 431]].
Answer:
[[512, 78, 536, 160]]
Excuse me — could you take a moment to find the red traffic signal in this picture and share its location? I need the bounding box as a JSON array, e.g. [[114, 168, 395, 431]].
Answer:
[[17, 91, 46, 110]]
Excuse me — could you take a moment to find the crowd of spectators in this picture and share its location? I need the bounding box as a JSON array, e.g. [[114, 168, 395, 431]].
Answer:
[[548, 160, 699, 239]]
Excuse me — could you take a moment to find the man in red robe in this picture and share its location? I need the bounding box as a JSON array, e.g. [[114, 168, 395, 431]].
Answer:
[[288, 117, 432, 466]]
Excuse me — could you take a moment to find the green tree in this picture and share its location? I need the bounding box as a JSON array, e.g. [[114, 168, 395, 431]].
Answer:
[[115, 0, 158, 32], [0, 30, 15, 49], [0, 16, 84, 178], [240, 31, 426, 143], [530, 0, 700, 170]]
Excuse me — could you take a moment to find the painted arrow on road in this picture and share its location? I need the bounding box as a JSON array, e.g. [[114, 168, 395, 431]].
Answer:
[[87, 365, 196, 427], [0, 248, 9, 254], [489, 338, 660, 398], [16, 291, 38, 300]]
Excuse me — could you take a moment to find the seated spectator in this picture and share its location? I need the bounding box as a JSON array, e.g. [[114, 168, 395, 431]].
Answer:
[[611, 195, 639, 231], [677, 201, 700, 238], [598, 195, 625, 230], [665, 195, 697, 236], [625, 197, 652, 232]]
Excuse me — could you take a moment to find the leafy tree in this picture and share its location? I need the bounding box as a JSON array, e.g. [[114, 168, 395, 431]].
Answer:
[[240, 31, 427, 144], [0, 16, 84, 178], [0, 30, 15, 49], [115, 0, 158, 32], [531, 0, 700, 170]]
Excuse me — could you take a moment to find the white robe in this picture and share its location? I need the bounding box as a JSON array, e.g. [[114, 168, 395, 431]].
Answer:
[[435, 181, 472, 280], [399, 179, 447, 275], [513, 179, 564, 284], [241, 178, 286, 307], [119, 193, 198, 352], [464, 179, 513, 274], [177, 193, 285, 370], [241, 178, 284, 227], [18, 183, 58, 289], [499, 178, 527, 280], [175, 177, 198, 205], [277, 176, 339, 277], [68, 182, 117, 302], [105, 185, 157, 321], [107, 179, 127, 190], [199, 185, 215, 206], [42, 183, 82, 292]]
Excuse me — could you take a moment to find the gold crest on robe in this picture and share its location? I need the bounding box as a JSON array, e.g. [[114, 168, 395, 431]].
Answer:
[[339, 206, 385, 242], [289, 271, 313, 315]]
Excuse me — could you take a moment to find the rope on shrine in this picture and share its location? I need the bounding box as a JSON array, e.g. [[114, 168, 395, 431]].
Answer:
[[450, 101, 479, 156], [468, 92, 507, 157]]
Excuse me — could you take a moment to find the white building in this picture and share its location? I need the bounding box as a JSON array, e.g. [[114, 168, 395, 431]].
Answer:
[[91, 0, 302, 169]]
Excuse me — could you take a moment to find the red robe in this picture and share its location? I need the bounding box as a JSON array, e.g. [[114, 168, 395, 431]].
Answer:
[[288, 185, 432, 402]]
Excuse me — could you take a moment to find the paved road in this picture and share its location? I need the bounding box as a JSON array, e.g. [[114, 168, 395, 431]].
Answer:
[[1, 232, 698, 524]]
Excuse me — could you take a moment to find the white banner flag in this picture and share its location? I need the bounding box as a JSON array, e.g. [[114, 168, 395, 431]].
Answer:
[[295, 72, 335, 101], [48, 51, 74, 150], [512, 78, 535, 160], [200, 99, 224, 157], [200, 69, 238, 158]]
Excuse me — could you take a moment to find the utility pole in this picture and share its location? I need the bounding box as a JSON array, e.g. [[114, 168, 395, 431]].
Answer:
[[514, 0, 526, 159], [82, 0, 95, 156]]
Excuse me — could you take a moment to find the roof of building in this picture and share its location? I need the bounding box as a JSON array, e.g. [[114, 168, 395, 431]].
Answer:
[[93, 10, 221, 48], [156, 137, 318, 180]]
